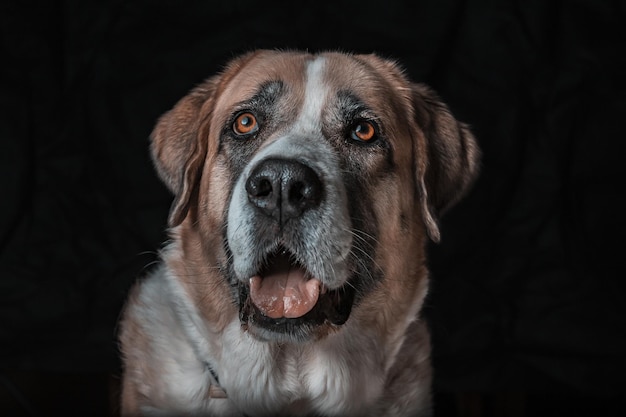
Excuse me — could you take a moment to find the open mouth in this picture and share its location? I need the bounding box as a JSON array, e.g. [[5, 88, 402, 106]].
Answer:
[[238, 246, 354, 341]]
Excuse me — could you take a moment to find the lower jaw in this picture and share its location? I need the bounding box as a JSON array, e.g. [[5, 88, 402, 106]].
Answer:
[[242, 318, 328, 343]]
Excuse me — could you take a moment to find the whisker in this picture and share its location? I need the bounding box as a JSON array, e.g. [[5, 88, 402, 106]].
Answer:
[[346, 227, 379, 246]]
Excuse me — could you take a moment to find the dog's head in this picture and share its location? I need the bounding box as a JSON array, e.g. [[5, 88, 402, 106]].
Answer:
[[151, 50, 479, 343]]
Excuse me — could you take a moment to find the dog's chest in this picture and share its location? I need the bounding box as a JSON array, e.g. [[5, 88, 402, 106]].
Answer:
[[217, 321, 384, 416]]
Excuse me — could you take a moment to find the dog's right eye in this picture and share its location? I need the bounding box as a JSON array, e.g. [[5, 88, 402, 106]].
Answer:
[[233, 112, 259, 136], [349, 120, 378, 143]]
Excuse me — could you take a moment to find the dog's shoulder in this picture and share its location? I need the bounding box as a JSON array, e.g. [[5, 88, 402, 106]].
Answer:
[[119, 265, 223, 412], [121, 265, 178, 333]]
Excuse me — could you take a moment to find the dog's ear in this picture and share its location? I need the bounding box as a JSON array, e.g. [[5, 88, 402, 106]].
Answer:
[[411, 84, 480, 242], [151, 52, 259, 227], [150, 76, 222, 227]]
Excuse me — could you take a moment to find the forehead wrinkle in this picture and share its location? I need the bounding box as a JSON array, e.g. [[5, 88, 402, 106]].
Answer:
[[336, 91, 377, 118], [232, 80, 284, 111]]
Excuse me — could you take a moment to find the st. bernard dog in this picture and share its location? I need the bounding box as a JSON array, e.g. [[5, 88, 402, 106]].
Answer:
[[119, 50, 479, 417]]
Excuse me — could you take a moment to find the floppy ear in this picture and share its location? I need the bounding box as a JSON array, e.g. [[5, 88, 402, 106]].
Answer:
[[150, 77, 220, 227], [411, 84, 480, 242]]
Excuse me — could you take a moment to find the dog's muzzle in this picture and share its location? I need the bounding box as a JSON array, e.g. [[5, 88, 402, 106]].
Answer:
[[227, 149, 355, 342], [245, 158, 324, 319]]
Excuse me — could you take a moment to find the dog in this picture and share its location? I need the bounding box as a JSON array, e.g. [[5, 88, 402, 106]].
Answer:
[[119, 50, 479, 417]]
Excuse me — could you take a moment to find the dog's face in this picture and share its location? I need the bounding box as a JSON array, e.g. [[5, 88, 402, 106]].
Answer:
[[151, 50, 478, 344]]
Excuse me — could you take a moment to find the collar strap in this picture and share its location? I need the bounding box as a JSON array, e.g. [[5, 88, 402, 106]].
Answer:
[[209, 384, 228, 399], [206, 362, 228, 399]]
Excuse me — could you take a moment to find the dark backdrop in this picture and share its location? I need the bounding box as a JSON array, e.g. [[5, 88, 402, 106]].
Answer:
[[1, 1, 625, 416]]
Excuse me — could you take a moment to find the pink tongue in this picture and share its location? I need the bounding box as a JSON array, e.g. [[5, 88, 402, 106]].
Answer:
[[249, 256, 320, 319]]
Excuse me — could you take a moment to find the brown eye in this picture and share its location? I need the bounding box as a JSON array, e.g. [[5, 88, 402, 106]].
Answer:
[[351, 121, 377, 142], [233, 112, 258, 136]]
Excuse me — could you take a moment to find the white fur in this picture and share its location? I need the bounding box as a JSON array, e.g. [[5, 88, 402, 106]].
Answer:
[[296, 57, 328, 134]]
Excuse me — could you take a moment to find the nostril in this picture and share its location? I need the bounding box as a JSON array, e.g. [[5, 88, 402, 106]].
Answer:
[[288, 180, 319, 209], [289, 182, 305, 204], [256, 178, 273, 198], [246, 175, 273, 199]]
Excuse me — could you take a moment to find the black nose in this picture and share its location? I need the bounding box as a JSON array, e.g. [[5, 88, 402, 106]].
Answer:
[[245, 158, 323, 223]]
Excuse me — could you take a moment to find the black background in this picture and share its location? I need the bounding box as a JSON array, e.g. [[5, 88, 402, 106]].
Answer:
[[1, 1, 625, 416]]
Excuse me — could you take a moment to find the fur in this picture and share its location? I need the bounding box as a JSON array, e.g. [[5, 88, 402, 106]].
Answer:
[[119, 50, 479, 416]]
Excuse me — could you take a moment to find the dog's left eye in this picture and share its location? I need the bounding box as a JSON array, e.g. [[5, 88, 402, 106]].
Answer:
[[233, 112, 259, 136], [350, 121, 377, 143]]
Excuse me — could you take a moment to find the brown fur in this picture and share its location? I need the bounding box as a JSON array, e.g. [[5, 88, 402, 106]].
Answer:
[[119, 50, 479, 417]]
